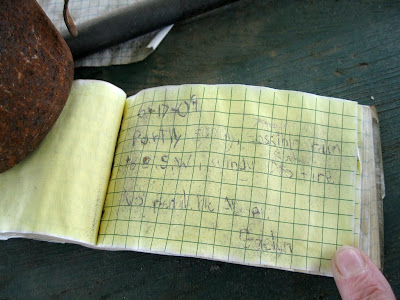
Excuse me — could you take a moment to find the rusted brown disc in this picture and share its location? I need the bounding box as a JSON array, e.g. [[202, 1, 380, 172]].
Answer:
[[0, 0, 74, 173]]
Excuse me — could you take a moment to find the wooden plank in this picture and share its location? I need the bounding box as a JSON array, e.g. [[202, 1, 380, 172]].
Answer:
[[1, 0, 400, 298]]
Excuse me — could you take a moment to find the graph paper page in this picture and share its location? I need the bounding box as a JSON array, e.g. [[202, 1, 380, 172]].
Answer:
[[38, 0, 172, 67], [97, 84, 359, 276]]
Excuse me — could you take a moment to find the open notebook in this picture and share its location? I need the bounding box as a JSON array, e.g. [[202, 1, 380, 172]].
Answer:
[[0, 80, 384, 276]]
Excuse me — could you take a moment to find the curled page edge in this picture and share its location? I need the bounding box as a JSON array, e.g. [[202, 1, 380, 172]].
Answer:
[[146, 24, 174, 50], [371, 106, 385, 270], [358, 105, 384, 270]]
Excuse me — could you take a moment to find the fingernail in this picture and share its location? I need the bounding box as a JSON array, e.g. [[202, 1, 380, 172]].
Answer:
[[334, 246, 366, 277]]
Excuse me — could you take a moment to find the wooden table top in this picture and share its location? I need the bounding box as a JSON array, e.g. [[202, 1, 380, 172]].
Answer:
[[1, 0, 399, 298]]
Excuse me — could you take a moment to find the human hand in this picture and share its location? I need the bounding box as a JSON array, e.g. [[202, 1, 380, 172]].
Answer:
[[332, 246, 395, 299]]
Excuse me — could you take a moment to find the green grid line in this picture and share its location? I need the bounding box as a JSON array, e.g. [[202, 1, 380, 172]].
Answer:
[[335, 103, 346, 251], [305, 97, 318, 270], [99, 217, 353, 233], [195, 87, 220, 257], [179, 89, 206, 255], [274, 93, 290, 266], [98, 229, 349, 250], [104, 183, 355, 205], [243, 89, 261, 263], [318, 98, 331, 273], [211, 88, 233, 259], [97, 232, 340, 261], [102, 201, 354, 219], [120, 93, 145, 248], [118, 119, 356, 140], [101, 92, 141, 246], [289, 95, 304, 269], [113, 142, 356, 160], [226, 88, 248, 261], [134, 89, 162, 250], [124, 95, 356, 118], [150, 88, 182, 252], [123, 92, 149, 248], [108, 169, 355, 189], [257, 90, 272, 265], [225, 89, 238, 260], [231, 88, 249, 263]]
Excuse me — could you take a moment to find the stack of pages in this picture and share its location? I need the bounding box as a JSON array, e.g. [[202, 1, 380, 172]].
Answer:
[[0, 80, 384, 276]]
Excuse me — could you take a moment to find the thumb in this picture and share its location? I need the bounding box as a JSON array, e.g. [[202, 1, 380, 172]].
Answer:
[[332, 246, 395, 300]]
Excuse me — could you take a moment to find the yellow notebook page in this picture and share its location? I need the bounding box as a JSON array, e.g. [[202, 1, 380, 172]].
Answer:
[[98, 84, 358, 276], [0, 80, 126, 245]]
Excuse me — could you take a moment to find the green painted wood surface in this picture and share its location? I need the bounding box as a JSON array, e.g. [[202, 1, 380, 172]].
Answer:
[[1, 0, 400, 298]]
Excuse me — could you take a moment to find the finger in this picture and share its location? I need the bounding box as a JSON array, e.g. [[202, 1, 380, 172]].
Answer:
[[331, 246, 395, 300]]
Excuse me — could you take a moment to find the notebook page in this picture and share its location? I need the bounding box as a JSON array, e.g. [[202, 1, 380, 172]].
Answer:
[[0, 80, 126, 245], [38, 0, 172, 67], [97, 84, 358, 276]]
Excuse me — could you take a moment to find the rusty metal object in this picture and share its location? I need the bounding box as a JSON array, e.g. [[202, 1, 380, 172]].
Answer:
[[0, 0, 74, 173], [63, 0, 78, 37]]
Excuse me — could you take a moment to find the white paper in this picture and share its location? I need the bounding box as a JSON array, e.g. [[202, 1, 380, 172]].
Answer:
[[38, 0, 172, 66]]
